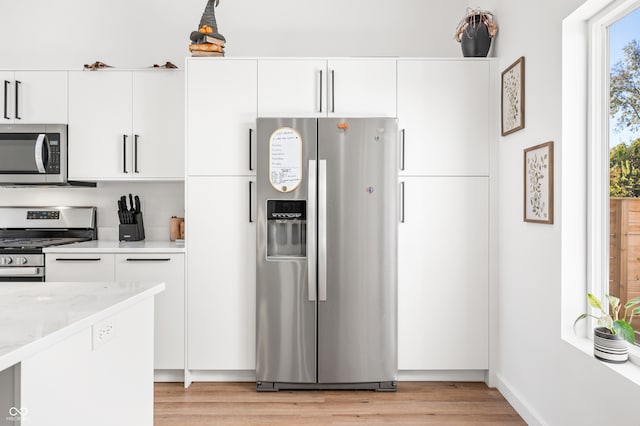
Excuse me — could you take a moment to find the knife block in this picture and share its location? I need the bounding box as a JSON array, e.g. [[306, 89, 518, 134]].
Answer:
[[119, 212, 145, 241]]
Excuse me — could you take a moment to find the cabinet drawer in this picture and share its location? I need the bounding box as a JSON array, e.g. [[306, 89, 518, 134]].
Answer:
[[45, 254, 115, 282]]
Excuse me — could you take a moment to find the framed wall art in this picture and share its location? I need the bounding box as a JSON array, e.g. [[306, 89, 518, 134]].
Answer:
[[501, 56, 525, 136], [524, 141, 554, 224]]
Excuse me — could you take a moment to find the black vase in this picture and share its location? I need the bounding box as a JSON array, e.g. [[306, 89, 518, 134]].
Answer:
[[460, 16, 492, 57]]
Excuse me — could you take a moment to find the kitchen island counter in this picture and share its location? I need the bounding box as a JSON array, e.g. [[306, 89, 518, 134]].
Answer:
[[0, 281, 164, 425]]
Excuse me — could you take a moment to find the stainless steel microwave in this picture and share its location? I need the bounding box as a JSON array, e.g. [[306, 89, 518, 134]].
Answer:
[[0, 124, 67, 184]]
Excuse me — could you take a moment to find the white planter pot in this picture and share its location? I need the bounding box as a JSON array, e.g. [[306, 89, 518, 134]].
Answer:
[[594, 327, 628, 363]]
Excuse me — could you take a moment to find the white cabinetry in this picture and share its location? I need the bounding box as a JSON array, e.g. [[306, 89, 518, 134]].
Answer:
[[397, 60, 489, 176], [186, 176, 256, 370], [1, 71, 67, 124], [45, 254, 115, 282], [115, 254, 184, 370], [398, 178, 489, 370], [45, 251, 185, 372], [257, 59, 396, 117], [68, 70, 184, 180], [186, 59, 257, 176], [396, 59, 491, 372]]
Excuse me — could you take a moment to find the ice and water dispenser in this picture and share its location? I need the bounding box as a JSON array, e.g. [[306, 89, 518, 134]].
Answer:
[[266, 200, 306, 258]]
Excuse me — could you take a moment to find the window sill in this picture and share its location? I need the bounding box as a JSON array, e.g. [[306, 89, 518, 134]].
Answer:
[[563, 334, 640, 387]]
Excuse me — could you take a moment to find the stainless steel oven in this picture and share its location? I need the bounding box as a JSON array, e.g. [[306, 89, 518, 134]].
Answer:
[[0, 254, 45, 282], [0, 124, 67, 184], [0, 207, 97, 282]]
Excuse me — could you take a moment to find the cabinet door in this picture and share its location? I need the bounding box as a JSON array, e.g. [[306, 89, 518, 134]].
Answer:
[[327, 59, 397, 117], [186, 59, 257, 176], [68, 71, 133, 180], [398, 60, 489, 176], [398, 177, 488, 370], [14, 71, 68, 124], [187, 176, 256, 370], [115, 253, 185, 370], [132, 71, 184, 179], [0, 72, 15, 122], [258, 59, 327, 117], [45, 253, 115, 282]]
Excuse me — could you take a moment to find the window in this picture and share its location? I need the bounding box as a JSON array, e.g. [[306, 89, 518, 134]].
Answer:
[[608, 7, 640, 346], [590, 1, 640, 347]]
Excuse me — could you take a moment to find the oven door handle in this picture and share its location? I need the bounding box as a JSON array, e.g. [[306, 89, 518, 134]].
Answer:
[[0, 267, 42, 276], [34, 133, 49, 173]]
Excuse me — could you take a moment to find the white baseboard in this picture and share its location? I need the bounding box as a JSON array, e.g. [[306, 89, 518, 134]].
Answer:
[[398, 370, 486, 382], [154, 370, 184, 383], [184, 370, 486, 383], [188, 370, 256, 382], [494, 373, 546, 426]]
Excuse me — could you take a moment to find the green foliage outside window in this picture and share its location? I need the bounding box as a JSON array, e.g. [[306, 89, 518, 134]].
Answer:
[[610, 39, 640, 197]]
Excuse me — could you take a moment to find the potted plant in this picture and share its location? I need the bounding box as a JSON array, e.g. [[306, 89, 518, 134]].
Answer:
[[574, 293, 640, 363], [454, 8, 498, 58]]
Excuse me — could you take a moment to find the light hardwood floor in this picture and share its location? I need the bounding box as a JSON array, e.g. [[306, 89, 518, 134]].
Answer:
[[154, 382, 524, 425]]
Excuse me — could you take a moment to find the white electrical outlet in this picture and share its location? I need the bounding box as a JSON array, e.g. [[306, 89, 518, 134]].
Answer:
[[92, 317, 116, 351]]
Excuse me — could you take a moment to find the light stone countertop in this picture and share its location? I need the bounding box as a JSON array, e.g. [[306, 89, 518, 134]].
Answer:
[[0, 281, 165, 372], [42, 240, 185, 253]]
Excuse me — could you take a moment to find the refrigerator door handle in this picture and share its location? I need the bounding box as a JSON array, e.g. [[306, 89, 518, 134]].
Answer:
[[308, 160, 317, 302], [318, 159, 327, 301]]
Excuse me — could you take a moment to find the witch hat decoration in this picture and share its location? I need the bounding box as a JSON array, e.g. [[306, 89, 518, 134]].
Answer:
[[199, 0, 225, 42]]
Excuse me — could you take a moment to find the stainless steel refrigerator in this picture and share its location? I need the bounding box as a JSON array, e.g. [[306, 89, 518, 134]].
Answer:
[[256, 117, 397, 391]]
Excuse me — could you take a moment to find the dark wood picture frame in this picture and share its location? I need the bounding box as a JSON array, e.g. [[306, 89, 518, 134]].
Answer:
[[524, 141, 554, 224], [501, 56, 525, 136]]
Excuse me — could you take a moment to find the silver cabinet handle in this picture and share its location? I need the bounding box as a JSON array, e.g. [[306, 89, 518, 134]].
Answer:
[[34, 133, 47, 173], [318, 159, 327, 301], [307, 159, 317, 302], [400, 129, 405, 171], [318, 70, 323, 113], [400, 181, 405, 223], [330, 70, 335, 113]]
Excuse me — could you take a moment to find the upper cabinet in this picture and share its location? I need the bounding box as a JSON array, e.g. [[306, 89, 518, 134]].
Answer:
[[257, 59, 396, 118], [68, 70, 184, 181], [397, 60, 490, 176], [187, 59, 257, 176], [0, 71, 68, 124], [258, 60, 326, 117]]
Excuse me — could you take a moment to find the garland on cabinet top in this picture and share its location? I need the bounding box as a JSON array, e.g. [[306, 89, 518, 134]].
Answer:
[[189, 0, 226, 57]]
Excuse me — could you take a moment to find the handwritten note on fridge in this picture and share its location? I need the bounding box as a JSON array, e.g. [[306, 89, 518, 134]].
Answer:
[[270, 127, 302, 192]]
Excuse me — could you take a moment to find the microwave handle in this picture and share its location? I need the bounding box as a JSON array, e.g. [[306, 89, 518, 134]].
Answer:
[[34, 133, 49, 173]]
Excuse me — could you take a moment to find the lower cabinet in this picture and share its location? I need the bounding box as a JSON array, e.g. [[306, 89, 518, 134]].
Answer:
[[115, 254, 185, 370], [398, 177, 489, 370], [45, 254, 114, 282], [186, 176, 256, 370], [45, 252, 185, 371]]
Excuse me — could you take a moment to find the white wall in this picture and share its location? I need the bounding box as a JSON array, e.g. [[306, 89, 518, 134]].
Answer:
[[0, 0, 468, 69], [484, 0, 640, 424], [0, 0, 468, 240]]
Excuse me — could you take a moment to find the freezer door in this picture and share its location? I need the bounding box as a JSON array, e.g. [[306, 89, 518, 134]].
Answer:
[[317, 118, 398, 383], [256, 118, 318, 383]]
